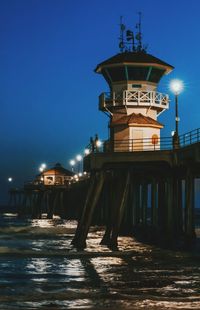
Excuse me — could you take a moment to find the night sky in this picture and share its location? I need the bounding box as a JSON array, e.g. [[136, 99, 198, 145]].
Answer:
[[1, 0, 200, 204]]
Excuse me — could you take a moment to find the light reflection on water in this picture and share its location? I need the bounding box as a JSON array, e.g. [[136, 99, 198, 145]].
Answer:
[[0, 214, 200, 309]]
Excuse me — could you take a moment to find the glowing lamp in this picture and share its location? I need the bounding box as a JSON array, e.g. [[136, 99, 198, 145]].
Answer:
[[96, 140, 102, 147], [8, 177, 13, 182], [84, 148, 90, 155], [76, 155, 82, 161], [70, 160, 75, 166], [169, 79, 184, 95]]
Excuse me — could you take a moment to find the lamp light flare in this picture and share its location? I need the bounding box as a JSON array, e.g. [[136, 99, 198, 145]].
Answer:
[[96, 140, 102, 147], [76, 155, 82, 161], [8, 177, 13, 182], [169, 79, 184, 95], [84, 148, 90, 155], [39, 163, 46, 173], [70, 160, 75, 166]]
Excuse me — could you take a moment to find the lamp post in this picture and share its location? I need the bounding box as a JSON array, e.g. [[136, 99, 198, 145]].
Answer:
[[76, 155, 82, 173], [84, 148, 90, 156], [169, 79, 184, 148], [39, 163, 47, 173], [69, 160, 75, 172]]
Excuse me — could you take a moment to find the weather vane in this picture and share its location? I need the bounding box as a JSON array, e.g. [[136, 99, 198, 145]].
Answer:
[[118, 13, 147, 53]]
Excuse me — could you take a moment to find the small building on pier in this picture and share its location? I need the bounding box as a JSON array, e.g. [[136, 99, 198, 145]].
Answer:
[[40, 163, 73, 186]]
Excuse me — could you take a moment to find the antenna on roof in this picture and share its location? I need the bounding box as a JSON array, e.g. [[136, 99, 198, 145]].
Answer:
[[135, 12, 142, 51], [126, 29, 135, 51], [119, 16, 126, 53], [135, 11, 147, 52], [118, 14, 147, 53]]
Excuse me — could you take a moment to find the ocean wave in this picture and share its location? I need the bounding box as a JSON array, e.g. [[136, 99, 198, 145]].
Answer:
[[0, 246, 137, 258], [0, 226, 76, 236]]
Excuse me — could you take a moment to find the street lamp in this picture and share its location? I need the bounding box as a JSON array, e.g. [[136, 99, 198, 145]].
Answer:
[[8, 177, 13, 182], [69, 159, 75, 172], [84, 148, 90, 155], [39, 163, 47, 172], [41, 163, 46, 169], [169, 79, 184, 148], [76, 154, 82, 173], [96, 140, 102, 148]]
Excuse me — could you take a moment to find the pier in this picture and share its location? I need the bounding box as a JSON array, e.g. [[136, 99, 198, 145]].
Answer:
[[71, 129, 200, 249], [9, 129, 200, 249], [9, 18, 200, 251]]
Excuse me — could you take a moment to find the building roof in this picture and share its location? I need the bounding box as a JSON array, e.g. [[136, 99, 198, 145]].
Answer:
[[111, 113, 163, 128], [43, 163, 74, 176], [95, 51, 174, 73]]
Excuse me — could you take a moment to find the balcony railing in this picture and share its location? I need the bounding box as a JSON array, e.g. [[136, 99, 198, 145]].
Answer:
[[99, 90, 169, 112]]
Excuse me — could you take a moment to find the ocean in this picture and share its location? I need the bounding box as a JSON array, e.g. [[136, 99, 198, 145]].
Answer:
[[0, 212, 200, 309]]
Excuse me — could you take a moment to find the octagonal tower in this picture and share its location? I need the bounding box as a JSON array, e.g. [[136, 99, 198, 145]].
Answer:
[[95, 19, 174, 151]]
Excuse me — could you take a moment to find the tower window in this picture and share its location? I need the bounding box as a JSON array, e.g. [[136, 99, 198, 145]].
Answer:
[[149, 68, 165, 83], [107, 67, 126, 82], [128, 66, 149, 80]]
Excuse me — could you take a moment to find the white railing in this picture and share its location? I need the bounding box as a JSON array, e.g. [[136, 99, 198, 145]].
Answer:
[[99, 90, 169, 111]]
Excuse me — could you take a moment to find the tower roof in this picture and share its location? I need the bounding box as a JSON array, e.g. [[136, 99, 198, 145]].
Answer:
[[111, 113, 163, 129], [95, 51, 174, 74], [42, 163, 74, 176]]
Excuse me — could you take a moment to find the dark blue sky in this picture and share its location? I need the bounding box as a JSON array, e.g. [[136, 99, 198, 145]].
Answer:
[[1, 0, 200, 203]]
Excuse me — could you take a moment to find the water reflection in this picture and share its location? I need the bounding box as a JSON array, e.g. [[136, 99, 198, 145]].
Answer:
[[0, 215, 200, 309]]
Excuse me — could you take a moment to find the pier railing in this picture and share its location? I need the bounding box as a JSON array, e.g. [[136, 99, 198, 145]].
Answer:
[[88, 128, 200, 153], [179, 128, 200, 147]]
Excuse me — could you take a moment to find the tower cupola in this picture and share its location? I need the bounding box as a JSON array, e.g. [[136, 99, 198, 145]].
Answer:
[[95, 16, 174, 151], [96, 51, 174, 117]]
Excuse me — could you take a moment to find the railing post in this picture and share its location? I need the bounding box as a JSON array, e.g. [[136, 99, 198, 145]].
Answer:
[[137, 91, 140, 106], [197, 128, 200, 142], [152, 91, 155, 106], [124, 90, 127, 106]]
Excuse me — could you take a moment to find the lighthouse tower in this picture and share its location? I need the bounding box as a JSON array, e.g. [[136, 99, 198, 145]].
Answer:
[[95, 17, 174, 151]]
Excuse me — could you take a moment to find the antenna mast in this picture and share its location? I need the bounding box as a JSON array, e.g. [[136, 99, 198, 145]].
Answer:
[[118, 14, 146, 53], [119, 16, 125, 53], [136, 12, 142, 51]]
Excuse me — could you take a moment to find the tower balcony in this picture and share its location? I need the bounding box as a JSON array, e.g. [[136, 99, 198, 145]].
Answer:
[[99, 90, 169, 114]]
